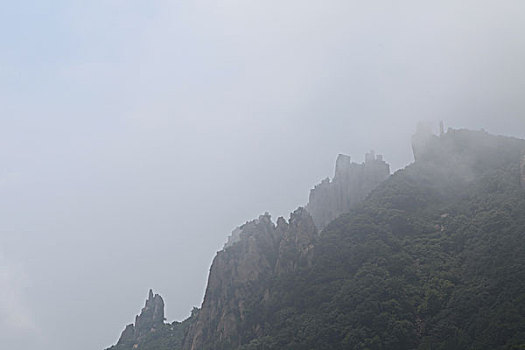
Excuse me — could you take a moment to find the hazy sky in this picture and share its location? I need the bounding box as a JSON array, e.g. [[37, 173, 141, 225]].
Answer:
[[1, 1, 525, 349]]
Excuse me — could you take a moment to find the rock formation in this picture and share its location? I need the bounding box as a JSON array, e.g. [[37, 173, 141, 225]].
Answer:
[[106, 126, 525, 350], [184, 209, 317, 350], [183, 151, 392, 348], [274, 208, 317, 274], [306, 151, 390, 230], [107, 149, 392, 350], [411, 124, 525, 185], [115, 290, 165, 348]]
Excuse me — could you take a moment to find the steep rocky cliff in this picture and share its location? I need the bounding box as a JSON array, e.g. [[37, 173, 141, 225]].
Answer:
[[182, 150, 387, 349], [184, 208, 317, 350], [106, 149, 391, 350], [306, 151, 390, 230], [111, 290, 165, 349]]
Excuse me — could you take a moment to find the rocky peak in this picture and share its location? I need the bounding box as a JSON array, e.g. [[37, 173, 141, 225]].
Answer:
[[184, 209, 317, 350], [116, 290, 165, 347], [185, 150, 392, 349], [134, 289, 164, 335], [275, 207, 317, 274], [334, 153, 351, 179], [306, 151, 390, 230], [411, 122, 438, 161]]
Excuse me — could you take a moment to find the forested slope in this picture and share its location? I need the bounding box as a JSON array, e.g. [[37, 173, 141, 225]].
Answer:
[[108, 129, 525, 350], [238, 129, 525, 349]]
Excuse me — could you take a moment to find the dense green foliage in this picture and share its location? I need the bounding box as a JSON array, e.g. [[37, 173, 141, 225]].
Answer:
[[237, 131, 525, 349]]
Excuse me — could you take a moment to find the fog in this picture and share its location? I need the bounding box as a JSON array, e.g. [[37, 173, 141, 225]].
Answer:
[[1, 1, 525, 349]]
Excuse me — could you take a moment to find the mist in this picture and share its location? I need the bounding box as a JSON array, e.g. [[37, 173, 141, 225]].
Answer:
[[1, 1, 525, 349]]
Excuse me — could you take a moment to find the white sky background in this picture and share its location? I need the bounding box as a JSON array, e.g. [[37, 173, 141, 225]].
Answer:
[[1, 1, 525, 349]]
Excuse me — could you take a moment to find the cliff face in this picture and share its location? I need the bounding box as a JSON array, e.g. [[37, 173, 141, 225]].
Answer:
[[306, 151, 390, 230], [182, 152, 389, 349], [106, 149, 391, 350], [184, 208, 317, 350], [114, 290, 165, 349]]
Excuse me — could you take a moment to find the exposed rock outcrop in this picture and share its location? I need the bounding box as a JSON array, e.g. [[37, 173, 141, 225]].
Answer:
[[274, 207, 317, 274], [411, 122, 438, 162], [184, 209, 317, 350], [115, 290, 165, 348], [306, 151, 390, 230], [183, 151, 392, 348], [107, 148, 394, 350], [106, 125, 525, 350]]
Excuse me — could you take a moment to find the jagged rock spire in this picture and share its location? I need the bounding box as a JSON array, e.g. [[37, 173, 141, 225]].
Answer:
[[306, 151, 390, 230], [116, 290, 165, 348]]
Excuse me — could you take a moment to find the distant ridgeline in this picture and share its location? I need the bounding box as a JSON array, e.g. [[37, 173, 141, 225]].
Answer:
[[107, 125, 525, 350], [225, 150, 390, 248]]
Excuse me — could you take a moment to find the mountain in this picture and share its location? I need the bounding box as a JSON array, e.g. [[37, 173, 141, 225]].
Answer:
[[106, 126, 525, 350], [111, 290, 165, 348], [306, 151, 390, 230]]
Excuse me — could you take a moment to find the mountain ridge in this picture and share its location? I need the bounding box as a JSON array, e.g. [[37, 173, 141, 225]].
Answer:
[[107, 126, 525, 350]]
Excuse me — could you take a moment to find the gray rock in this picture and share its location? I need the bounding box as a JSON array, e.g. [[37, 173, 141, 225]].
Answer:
[[184, 210, 317, 350], [115, 289, 165, 347], [306, 151, 390, 230]]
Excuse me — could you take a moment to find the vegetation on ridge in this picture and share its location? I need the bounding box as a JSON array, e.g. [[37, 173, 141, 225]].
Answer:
[[108, 129, 525, 350]]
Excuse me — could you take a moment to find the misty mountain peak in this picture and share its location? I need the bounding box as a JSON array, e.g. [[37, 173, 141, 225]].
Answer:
[[307, 151, 390, 229], [115, 290, 165, 348], [107, 127, 525, 350]]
